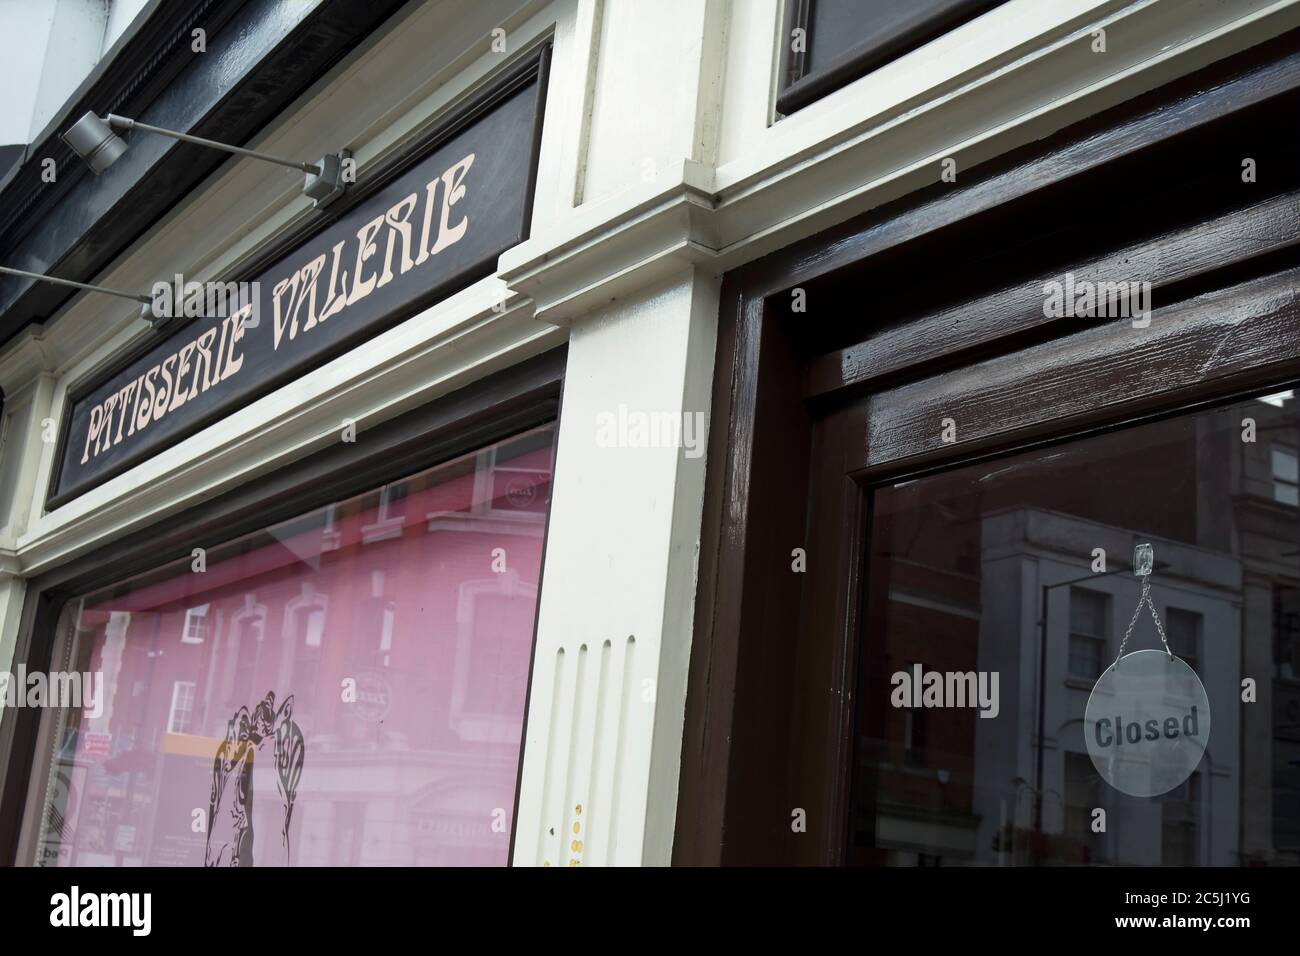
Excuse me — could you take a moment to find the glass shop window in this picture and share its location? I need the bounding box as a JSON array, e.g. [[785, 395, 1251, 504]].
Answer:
[[1067, 588, 1108, 681], [902, 661, 928, 767], [180, 604, 210, 644], [779, 0, 1005, 115], [1166, 608, 1201, 672], [1272, 446, 1299, 505], [1276, 585, 1300, 680], [1062, 752, 1104, 864], [1163, 607, 1204, 699], [1160, 772, 1201, 867], [849, 388, 1300, 866], [29, 425, 555, 867]]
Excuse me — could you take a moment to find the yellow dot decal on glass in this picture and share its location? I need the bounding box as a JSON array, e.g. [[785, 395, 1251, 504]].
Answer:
[[572, 821, 580, 834]]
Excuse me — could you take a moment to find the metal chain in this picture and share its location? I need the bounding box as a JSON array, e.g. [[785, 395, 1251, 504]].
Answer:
[[1113, 575, 1173, 669]]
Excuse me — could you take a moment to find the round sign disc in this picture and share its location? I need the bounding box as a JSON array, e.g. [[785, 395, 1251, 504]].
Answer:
[[1083, 649, 1210, 797]]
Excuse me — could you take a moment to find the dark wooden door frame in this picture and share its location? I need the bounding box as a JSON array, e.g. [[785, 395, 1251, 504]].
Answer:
[[0, 345, 567, 864], [675, 28, 1300, 866]]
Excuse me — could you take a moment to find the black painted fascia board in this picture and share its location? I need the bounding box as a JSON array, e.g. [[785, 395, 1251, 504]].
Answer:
[[0, 0, 242, 205], [0, 0, 409, 350]]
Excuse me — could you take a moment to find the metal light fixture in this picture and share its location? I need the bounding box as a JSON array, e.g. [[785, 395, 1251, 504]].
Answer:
[[3, 265, 172, 329], [61, 113, 127, 175], [62, 111, 349, 206]]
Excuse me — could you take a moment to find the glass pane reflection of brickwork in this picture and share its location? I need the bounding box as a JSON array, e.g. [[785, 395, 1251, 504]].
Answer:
[[850, 390, 1300, 866]]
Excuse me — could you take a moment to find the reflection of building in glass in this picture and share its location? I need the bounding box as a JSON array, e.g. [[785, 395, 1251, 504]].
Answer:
[[852, 392, 1300, 866], [1239, 392, 1300, 862], [36, 429, 553, 867], [856, 552, 982, 863], [974, 508, 1241, 866]]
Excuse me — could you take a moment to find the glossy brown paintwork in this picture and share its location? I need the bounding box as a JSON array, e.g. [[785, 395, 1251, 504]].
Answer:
[[676, 30, 1300, 865]]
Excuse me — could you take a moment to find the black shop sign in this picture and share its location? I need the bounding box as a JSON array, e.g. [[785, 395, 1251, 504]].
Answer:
[[50, 53, 548, 505]]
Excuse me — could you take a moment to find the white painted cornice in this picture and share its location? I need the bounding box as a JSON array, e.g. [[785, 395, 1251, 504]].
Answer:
[[0, 324, 57, 397], [499, 158, 717, 324], [502, 0, 1300, 324]]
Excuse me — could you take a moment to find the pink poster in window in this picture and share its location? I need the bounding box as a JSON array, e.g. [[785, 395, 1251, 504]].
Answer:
[[36, 427, 554, 867]]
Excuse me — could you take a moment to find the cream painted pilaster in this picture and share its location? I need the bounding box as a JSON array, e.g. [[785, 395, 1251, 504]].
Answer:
[[512, 268, 718, 867], [508, 0, 727, 868], [0, 327, 59, 701]]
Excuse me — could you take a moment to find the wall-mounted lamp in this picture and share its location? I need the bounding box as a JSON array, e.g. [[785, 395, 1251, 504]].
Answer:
[[0, 264, 166, 325], [62, 111, 349, 207]]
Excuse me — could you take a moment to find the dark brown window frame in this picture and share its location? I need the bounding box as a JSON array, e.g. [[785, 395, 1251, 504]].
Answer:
[[677, 29, 1300, 865], [777, 0, 1004, 116], [0, 344, 567, 864]]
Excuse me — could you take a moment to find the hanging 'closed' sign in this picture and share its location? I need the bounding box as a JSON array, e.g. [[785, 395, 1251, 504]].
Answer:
[[1084, 649, 1211, 797]]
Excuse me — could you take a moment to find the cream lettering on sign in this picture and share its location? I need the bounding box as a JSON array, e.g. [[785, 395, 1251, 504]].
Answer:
[[72, 130, 500, 470], [271, 272, 300, 351], [113, 379, 137, 443], [96, 394, 119, 456], [271, 255, 326, 350], [127, 373, 145, 436], [317, 240, 350, 325], [413, 176, 440, 268], [378, 193, 419, 288], [221, 306, 251, 380], [137, 369, 158, 431], [346, 215, 387, 307], [294, 254, 327, 335], [76, 312, 251, 465], [169, 343, 197, 413], [430, 153, 474, 256], [80, 404, 105, 464], [189, 329, 217, 400], [211, 313, 229, 382], [152, 352, 178, 423]]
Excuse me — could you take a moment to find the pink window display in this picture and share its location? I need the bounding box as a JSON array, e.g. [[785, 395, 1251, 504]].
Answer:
[[34, 426, 554, 867]]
